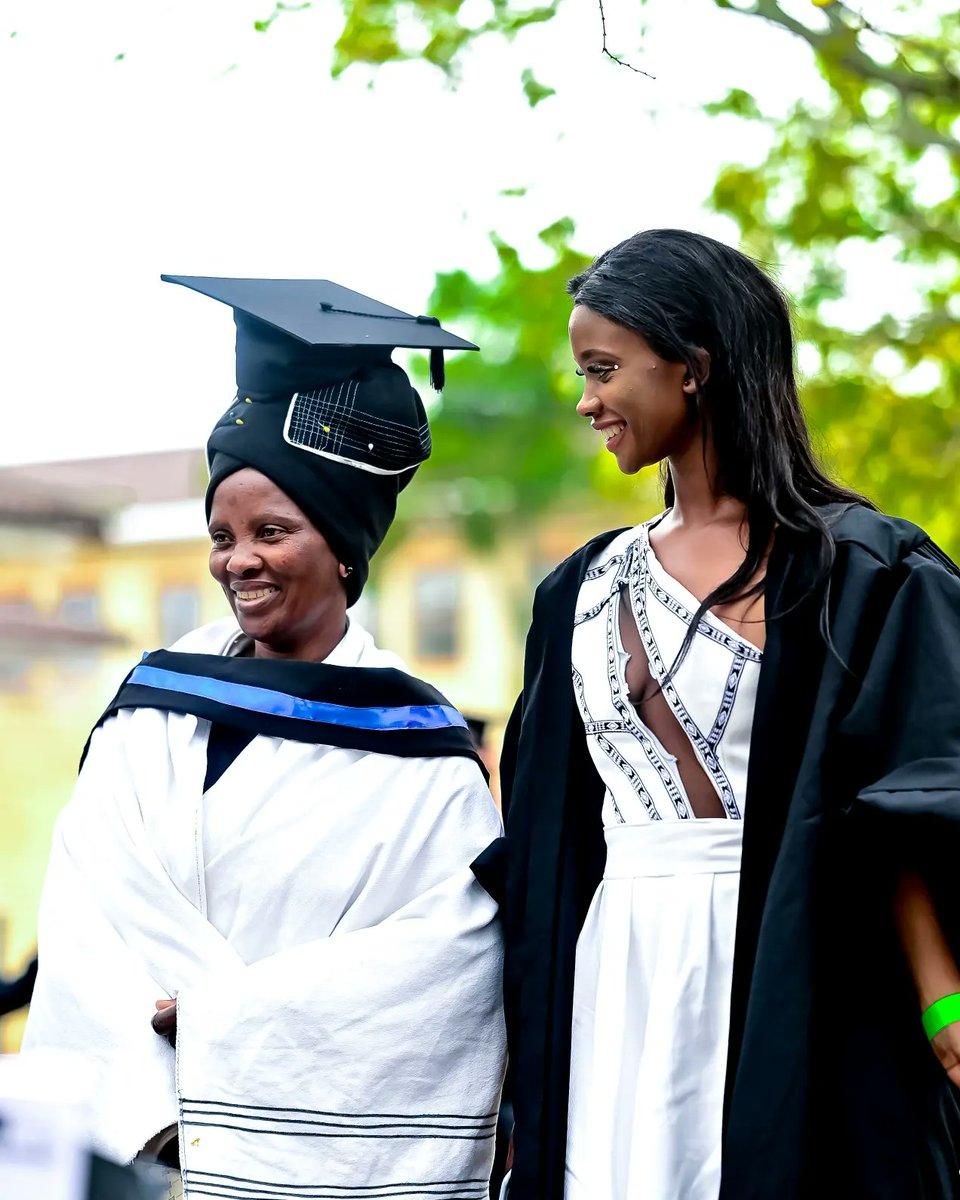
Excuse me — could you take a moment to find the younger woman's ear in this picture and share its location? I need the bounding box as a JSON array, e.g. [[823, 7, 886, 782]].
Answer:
[[683, 347, 711, 393], [338, 564, 354, 580]]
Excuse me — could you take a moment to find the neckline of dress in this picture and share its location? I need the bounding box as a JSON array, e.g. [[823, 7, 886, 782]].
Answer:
[[637, 520, 764, 657], [225, 616, 367, 665]]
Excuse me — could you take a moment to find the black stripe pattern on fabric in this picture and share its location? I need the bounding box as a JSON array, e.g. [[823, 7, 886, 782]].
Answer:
[[180, 1099, 497, 1142], [182, 1169, 488, 1199]]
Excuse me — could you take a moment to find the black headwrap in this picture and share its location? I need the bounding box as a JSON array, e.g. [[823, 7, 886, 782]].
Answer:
[[161, 276, 477, 604], [205, 352, 429, 604]]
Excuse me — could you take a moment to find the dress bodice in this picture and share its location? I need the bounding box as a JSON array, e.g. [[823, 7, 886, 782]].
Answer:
[[571, 520, 762, 826]]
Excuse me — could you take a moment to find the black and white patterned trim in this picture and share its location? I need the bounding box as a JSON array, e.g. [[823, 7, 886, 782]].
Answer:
[[628, 557, 742, 820], [646, 580, 763, 663], [606, 598, 690, 820], [284, 384, 430, 476], [583, 553, 626, 582], [573, 592, 614, 628], [572, 666, 636, 823], [591, 733, 658, 823], [706, 654, 746, 749], [574, 541, 636, 626], [639, 524, 763, 662]]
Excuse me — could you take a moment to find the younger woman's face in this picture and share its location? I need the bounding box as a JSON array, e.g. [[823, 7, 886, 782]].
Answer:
[[569, 305, 700, 475]]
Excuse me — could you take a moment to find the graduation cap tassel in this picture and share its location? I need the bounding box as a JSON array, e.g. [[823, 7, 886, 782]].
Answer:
[[429, 347, 446, 392]]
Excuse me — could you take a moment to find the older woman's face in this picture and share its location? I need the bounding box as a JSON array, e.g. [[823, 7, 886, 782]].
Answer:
[[208, 468, 346, 661]]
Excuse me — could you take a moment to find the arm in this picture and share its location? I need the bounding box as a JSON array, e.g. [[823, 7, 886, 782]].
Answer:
[[893, 871, 960, 1085], [833, 548, 960, 1085], [22, 711, 243, 1162]]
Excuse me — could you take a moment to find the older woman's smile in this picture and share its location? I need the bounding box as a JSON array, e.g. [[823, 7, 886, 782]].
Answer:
[[230, 580, 281, 610]]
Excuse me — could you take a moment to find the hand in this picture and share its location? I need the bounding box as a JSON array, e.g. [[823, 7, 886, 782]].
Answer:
[[152, 997, 177, 1047], [930, 1019, 960, 1087]]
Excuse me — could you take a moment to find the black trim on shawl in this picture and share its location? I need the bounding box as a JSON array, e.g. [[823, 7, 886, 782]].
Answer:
[[82, 649, 485, 777]]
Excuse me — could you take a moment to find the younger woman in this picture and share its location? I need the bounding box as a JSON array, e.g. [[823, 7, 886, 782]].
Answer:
[[487, 230, 960, 1199]]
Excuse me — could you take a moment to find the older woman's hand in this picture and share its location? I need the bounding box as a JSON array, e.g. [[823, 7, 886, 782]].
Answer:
[[152, 998, 177, 1046]]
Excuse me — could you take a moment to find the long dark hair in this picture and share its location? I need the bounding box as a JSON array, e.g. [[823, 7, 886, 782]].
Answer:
[[567, 228, 870, 657]]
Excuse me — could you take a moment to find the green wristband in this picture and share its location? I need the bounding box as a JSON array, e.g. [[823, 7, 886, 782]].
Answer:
[[921, 993, 960, 1041]]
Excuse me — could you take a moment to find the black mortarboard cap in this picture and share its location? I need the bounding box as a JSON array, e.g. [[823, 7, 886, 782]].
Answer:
[[163, 274, 477, 604], [160, 275, 477, 394]]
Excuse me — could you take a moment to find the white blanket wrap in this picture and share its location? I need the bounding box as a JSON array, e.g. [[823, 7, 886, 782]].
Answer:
[[23, 619, 506, 1199]]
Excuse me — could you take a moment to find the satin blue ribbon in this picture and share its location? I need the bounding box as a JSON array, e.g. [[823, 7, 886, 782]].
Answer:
[[128, 664, 467, 732]]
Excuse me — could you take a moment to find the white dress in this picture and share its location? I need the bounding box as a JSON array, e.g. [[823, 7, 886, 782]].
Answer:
[[564, 519, 762, 1200]]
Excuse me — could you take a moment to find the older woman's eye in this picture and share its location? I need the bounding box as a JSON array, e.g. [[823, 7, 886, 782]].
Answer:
[[210, 531, 231, 547]]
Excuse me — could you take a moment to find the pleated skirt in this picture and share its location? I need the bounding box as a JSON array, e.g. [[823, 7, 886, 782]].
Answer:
[[564, 819, 743, 1200]]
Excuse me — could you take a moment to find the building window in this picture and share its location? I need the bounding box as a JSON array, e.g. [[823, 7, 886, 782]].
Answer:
[[0, 598, 36, 691], [58, 591, 101, 629], [159, 586, 200, 646], [414, 570, 460, 660]]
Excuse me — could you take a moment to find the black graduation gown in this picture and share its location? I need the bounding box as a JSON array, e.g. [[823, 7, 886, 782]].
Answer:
[[477, 503, 960, 1199]]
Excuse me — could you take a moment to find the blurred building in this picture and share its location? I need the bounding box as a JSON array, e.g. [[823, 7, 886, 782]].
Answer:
[[0, 464, 134, 1051], [0, 449, 612, 1050]]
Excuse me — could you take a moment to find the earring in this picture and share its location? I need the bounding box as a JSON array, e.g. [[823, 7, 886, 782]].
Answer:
[[339, 564, 354, 578]]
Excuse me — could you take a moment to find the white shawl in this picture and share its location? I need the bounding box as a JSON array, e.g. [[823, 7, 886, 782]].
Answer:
[[23, 619, 506, 1199]]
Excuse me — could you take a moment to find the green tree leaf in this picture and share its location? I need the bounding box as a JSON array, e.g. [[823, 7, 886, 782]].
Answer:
[[521, 67, 556, 107]]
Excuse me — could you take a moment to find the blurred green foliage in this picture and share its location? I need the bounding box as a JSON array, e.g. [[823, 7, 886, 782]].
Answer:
[[707, 0, 960, 552], [403, 220, 660, 548], [330, 0, 559, 77], [272, 0, 960, 552]]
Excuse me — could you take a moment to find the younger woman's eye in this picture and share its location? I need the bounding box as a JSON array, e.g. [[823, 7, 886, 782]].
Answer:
[[588, 363, 618, 381], [576, 363, 618, 380]]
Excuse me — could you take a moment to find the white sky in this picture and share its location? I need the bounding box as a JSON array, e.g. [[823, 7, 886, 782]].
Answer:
[[0, 0, 833, 465]]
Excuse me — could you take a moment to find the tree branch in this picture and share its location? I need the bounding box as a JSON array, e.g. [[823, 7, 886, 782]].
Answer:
[[598, 0, 654, 77], [737, 0, 960, 104], [896, 110, 960, 160]]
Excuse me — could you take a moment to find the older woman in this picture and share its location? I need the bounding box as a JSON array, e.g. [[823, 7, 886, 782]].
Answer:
[[23, 277, 506, 1200]]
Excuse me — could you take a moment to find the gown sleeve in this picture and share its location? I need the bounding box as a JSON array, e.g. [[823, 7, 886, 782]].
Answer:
[[838, 544, 960, 938], [470, 693, 522, 906]]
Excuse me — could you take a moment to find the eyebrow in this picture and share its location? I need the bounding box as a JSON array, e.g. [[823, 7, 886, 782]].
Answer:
[[208, 512, 296, 533], [578, 348, 621, 361]]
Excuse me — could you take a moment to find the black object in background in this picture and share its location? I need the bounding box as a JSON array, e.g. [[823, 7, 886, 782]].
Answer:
[[88, 1154, 167, 1200], [0, 956, 37, 1017]]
